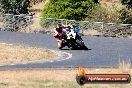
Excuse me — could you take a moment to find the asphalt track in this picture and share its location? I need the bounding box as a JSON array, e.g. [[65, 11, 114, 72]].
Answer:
[[0, 31, 132, 69]]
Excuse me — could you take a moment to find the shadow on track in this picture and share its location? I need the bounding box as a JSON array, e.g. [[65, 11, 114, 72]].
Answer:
[[60, 45, 91, 51]]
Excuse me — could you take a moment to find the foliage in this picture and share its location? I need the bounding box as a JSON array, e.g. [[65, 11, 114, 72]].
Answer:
[[120, 0, 132, 24], [0, 0, 30, 14], [41, 0, 99, 21], [85, 4, 119, 23], [118, 7, 132, 24], [120, 0, 132, 9]]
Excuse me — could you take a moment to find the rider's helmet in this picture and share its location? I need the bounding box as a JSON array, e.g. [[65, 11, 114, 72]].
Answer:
[[56, 22, 63, 33], [56, 22, 63, 29]]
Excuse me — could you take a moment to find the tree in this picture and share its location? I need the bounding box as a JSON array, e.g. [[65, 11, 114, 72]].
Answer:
[[120, 0, 132, 9], [0, 0, 30, 14], [118, 7, 132, 24], [119, 0, 132, 24], [41, 0, 99, 20]]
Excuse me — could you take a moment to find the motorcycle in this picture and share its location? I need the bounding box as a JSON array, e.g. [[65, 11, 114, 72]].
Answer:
[[61, 28, 88, 50]]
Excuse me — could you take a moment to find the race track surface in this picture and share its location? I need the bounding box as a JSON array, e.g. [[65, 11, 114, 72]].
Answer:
[[0, 31, 132, 69]]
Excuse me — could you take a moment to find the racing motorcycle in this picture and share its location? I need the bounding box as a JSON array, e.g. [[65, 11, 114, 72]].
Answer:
[[61, 28, 88, 50]]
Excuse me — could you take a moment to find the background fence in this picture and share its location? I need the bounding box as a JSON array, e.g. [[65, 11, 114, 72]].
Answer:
[[0, 13, 33, 32], [0, 13, 132, 37]]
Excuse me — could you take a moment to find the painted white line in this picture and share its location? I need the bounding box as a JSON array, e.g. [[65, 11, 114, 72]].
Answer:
[[10, 64, 15, 65], [1, 43, 6, 45], [0, 63, 15, 66], [0, 65, 5, 66], [49, 60, 53, 62], [21, 63, 27, 65], [1, 42, 13, 46], [56, 51, 72, 62], [8, 44, 13, 45]]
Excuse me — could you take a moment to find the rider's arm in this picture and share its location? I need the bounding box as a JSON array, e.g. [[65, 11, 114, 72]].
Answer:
[[53, 28, 58, 37]]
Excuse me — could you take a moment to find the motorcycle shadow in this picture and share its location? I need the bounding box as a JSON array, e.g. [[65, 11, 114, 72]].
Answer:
[[74, 46, 91, 50], [61, 46, 91, 51]]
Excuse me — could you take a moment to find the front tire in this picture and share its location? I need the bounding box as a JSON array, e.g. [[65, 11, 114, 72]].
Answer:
[[76, 39, 84, 47]]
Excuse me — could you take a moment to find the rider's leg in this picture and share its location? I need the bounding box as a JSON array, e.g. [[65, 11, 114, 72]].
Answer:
[[57, 39, 63, 49]]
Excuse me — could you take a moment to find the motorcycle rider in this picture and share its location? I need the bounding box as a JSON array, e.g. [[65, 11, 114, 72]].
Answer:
[[53, 22, 83, 49], [53, 22, 72, 49], [62, 23, 72, 37], [53, 22, 64, 49]]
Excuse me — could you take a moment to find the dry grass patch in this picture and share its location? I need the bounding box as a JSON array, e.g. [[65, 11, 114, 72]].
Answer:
[[0, 44, 58, 64], [82, 30, 101, 36], [0, 68, 132, 88]]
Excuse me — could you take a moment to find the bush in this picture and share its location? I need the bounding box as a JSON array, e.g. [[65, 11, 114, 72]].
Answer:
[[118, 7, 132, 24], [120, 0, 132, 9], [85, 4, 119, 23], [0, 0, 30, 14], [41, 0, 99, 21], [85, 4, 132, 24]]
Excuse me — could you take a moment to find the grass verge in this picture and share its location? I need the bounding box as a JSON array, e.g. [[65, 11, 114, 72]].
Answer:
[[0, 67, 132, 88], [0, 43, 58, 64]]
